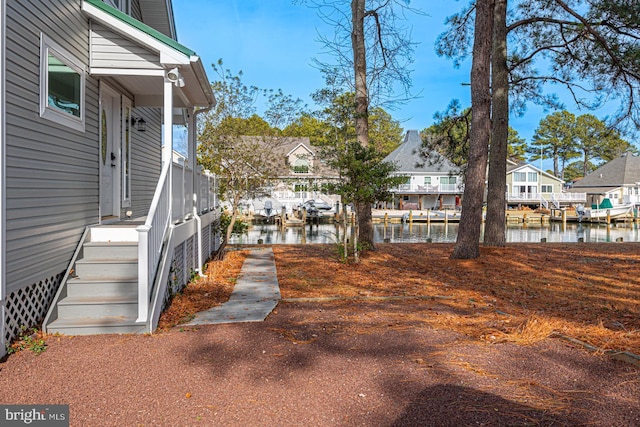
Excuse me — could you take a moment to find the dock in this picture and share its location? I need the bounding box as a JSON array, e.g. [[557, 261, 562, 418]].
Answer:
[[372, 209, 461, 224]]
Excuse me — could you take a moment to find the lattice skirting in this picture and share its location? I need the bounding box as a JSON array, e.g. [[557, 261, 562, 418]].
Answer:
[[4, 272, 64, 345], [162, 225, 220, 311]]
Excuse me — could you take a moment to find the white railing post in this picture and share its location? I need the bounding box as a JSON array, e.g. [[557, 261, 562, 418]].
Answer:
[[136, 224, 151, 323], [181, 159, 186, 220]]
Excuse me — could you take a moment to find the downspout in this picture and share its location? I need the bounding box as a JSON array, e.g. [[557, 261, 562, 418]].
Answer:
[[190, 105, 213, 277]]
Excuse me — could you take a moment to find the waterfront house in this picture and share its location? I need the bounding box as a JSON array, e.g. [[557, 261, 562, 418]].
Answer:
[[506, 161, 585, 208], [253, 137, 341, 213], [1, 0, 218, 356], [568, 152, 640, 208], [384, 130, 464, 210]]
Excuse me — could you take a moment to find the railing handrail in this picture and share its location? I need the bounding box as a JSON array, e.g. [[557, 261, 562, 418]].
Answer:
[[137, 160, 218, 324], [145, 161, 171, 228], [540, 195, 549, 209], [394, 183, 462, 193], [137, 161, 172, 323]]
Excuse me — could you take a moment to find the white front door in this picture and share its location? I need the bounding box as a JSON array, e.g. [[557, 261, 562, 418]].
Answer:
[[99, 86, 120, 219]]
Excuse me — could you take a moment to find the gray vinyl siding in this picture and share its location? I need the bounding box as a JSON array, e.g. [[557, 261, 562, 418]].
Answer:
[[90, 24, 163, 71], [128, 106, 162, 219], [131, 0, 143, 22], [5, 0, 99, 293]]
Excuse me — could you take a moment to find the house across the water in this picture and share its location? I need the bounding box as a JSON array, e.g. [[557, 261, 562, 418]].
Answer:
[[384, 130, 464, 210], [506, 161, 586, 209], [568, 152, 640, 209]]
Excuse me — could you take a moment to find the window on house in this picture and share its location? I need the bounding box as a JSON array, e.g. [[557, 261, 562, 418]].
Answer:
[[293, 159, 309, 174], [441, 177, 457, 185], [294, 184, 307, 192], [528, 172, 538, 182], [541, 185, 553, 193], [424, 177, 431, 185], [39, 34, 85, 132], [513, 172, 526, 182]]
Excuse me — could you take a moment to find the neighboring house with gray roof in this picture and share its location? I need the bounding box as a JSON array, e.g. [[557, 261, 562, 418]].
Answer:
[[568, 152, 640, 207], [384, 130, 464, 210]]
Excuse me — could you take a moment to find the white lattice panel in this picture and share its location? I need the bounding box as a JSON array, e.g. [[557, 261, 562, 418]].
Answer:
[[4, 273, 62, 343]]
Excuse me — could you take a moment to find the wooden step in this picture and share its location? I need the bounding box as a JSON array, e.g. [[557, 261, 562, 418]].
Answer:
[[83, 241, 138, 260], [74, 259, 138, 280], [46, 316, 146, 335], [66, 278, 138, 298], [45, 226, 146, 336], [57, 293, 138, 318], [90, 226, 139, 242]]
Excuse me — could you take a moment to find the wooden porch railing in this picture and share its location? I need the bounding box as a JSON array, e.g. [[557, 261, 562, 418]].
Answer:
[[137, 160, 218, 324], [136, 161, 172, 323]]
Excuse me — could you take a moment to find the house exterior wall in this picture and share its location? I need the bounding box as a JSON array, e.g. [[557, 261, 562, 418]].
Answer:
[[129, 106, 161, 218], [507, 166, 562, 195], [287, 145, 314, 172], [131, 0, 143, 21], [540, 174, 562, 193], [2, 0, 164, 349], [5, 0, 98, 293], [396, 173, 462, 194], [90, 23, 164, 71]]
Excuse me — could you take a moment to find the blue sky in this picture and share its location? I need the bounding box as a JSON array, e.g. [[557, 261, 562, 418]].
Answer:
[[172, 0, 619, 167]]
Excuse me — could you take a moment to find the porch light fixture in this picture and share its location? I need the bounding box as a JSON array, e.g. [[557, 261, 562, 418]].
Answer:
[[131, 116, 146, 132], [166, 67, 185, 88], [166, 67, 180, 82]]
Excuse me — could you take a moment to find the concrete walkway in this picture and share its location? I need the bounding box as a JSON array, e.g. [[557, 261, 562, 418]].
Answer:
[[184, 247, 281, 326]]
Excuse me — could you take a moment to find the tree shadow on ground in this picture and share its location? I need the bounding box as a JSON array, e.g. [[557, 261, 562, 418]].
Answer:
[[185, 301, 640, 426], [389, 384, 576, 426]]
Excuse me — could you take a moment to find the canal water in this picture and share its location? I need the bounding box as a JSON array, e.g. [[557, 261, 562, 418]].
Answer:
[[229, 222, 640, 245]]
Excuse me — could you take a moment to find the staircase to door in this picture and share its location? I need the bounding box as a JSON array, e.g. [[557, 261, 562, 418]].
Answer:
[[45, 225, 147, 335]]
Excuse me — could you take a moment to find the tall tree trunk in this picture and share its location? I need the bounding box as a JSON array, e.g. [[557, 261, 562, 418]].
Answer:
[[352, 0, 369, 149], [451, 0, 494, 259], [351, 0, 374, 248], [484, 0, 508, 247]]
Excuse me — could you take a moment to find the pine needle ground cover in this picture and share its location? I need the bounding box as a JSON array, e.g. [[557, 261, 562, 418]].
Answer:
[[273, 243, 640, 354]]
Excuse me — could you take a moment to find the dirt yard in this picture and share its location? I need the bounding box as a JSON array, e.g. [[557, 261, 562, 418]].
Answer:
[[272, 243, 640, 355], [163, 242, 640, 355], [1, 243, 638, 426]]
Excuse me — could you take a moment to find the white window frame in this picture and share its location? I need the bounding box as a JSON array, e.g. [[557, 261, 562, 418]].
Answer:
[[39, 34, 85, 132], [424, 176, 431, 185], [513, 172, 526, 182], [441, 176, 457, 185], [541, 185, 553, 193], [528, 172, 538, 182], [293, 158, 309, 174], [121, 97, 132, 207]]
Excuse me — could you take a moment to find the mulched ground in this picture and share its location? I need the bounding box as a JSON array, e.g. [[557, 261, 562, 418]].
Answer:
[[1, 243, 638, 426], [273, 243, 640, 354]]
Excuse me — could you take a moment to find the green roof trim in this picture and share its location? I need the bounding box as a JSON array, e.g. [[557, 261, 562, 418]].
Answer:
[[84, 0, 196, 57]]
